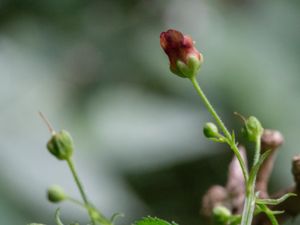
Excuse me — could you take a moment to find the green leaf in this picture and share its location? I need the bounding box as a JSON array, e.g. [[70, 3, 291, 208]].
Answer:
[[256, 193, 297, 205], [55, 208, 65, 225], [134, 216, 177, 225], [248, 150, 272, 186]]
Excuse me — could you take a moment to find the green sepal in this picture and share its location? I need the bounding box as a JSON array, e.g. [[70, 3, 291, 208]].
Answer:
[[208, 137, 226, 143], [242, 116, 263, 142], [176, 55, 201, 79]]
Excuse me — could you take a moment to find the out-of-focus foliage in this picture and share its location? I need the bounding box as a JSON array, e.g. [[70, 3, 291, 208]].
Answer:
[[0, 0, 299, 225]]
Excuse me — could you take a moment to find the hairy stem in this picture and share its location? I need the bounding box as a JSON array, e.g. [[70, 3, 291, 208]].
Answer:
[[240, 136, 261, 225], [190, 77, 248, 181], [66, 158, 99, 225]]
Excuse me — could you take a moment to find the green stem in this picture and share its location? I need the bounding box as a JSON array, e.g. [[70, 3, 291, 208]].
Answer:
[[265, 212, 279, 225], [240, 136, 261, 225], [253, 136, 261, 166], [66, 196, 87, 208], [190, 77, 248, 181], [190, 77, 230, 139], [66, 158, 98, 225], [259, 204, 279, 225], [240, 190, 256, 225]]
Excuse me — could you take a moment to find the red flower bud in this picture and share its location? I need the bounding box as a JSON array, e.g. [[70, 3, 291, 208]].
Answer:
[[160, 29, 203, 78]]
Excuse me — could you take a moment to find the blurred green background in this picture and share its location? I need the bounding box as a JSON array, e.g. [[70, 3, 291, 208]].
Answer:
[[0, 0, 299, 224]]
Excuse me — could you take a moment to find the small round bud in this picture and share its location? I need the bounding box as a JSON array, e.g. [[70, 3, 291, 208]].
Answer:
[[203, 122, 219, 138], [47, 185, 66, 203], [47, 130, 74, 160], [212, 205, 231, 224], [242, 116, 263, 142]]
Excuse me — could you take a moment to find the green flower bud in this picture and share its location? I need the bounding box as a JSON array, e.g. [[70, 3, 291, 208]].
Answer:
[[47, 185, 66, 203], [212, 205, 231, 224], [242, 116, 264, 142], [47, 130, 73, 160], [203, 122, 220, 138]]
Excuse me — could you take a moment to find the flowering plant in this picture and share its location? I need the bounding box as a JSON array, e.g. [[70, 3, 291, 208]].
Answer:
[[29, 29, 299, 225]]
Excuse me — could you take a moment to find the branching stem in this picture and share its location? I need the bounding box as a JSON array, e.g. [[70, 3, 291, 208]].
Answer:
[[190, 77, 248, 181]]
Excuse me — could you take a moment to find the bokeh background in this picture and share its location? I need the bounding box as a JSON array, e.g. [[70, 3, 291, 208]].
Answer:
[[0, 0, 300, 224]]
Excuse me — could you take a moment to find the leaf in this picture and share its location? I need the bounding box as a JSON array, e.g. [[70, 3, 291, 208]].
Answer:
[[248, 150, 272, 186], [256, 193, 297, 205], [133, 216, 177, 225], [55, 208, 65, 225]]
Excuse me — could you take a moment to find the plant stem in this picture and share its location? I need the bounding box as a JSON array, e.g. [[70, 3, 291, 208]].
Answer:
[[190, 77, 230, 139], [66, 158, 98, 225], [253, 136, 261, 166], [66, 196, 87, 208], [190, 77, 248, 181], [260, 204, 279, 225], [240, 136, 261, 225]]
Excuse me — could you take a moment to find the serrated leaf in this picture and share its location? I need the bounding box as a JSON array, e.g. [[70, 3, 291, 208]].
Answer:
[[134, 216, 177, 225]]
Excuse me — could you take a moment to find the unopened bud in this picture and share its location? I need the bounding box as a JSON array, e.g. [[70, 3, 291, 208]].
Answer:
[[212, 205, 231, 224], [242, 116, 263, 142], [203, 122, 220, 138], [47, 130, 73, 160], [47, 185, 66, 203], [160, 29, 203, 78]]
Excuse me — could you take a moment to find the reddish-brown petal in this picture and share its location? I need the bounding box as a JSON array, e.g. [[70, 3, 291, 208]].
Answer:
[[160, 29, 203, 77]]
